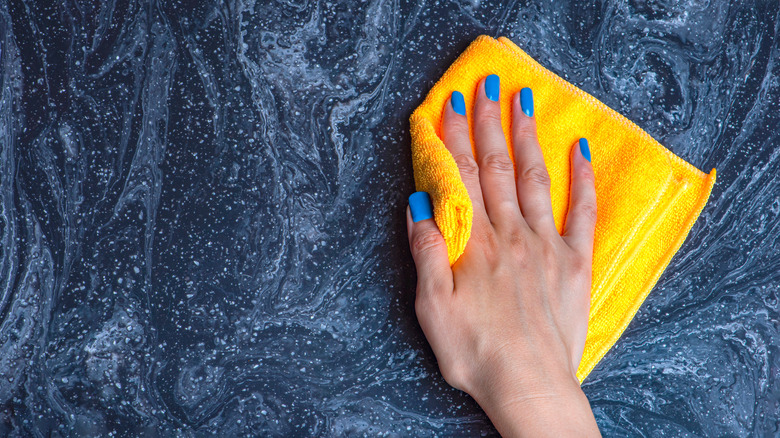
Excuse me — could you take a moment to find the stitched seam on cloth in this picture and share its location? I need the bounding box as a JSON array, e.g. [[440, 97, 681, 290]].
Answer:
[[590, 178, 686, 329], [577, 169, 717, 380], [577, 181, 686, 380], [589, 169, 674, 319]]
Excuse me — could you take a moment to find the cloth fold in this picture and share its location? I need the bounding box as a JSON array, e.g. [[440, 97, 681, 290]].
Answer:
[[409, 35, 716, 381]]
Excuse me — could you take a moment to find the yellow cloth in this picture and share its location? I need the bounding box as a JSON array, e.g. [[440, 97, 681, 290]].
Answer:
[[409, 35, 716, 381]]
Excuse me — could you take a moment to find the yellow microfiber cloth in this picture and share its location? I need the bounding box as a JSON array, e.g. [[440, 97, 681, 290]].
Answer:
[[409, 35, 716, 381]]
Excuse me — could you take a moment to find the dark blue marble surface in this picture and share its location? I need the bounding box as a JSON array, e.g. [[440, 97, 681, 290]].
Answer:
[[1, 0, 779, 436]]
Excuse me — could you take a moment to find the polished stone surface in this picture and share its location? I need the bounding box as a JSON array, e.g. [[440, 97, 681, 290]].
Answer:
[[1, 0, 778, 435]]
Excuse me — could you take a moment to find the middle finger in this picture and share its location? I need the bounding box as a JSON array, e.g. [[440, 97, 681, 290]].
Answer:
[[472, 75, 523, 228]]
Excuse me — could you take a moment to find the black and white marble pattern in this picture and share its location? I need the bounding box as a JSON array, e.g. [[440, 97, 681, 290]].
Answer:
[[1, 0, 778, 436]]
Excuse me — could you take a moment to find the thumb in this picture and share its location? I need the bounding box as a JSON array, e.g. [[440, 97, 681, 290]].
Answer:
[[406, 192, 453, 297]]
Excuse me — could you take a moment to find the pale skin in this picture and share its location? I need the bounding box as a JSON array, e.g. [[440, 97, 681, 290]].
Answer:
[[406, 77, 602, 437]]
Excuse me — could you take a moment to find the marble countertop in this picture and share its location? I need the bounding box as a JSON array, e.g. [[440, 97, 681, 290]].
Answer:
[[1, 0, 778, 435]]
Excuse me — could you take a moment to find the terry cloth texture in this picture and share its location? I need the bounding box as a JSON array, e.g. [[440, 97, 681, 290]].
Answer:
[[409, 35, 716, 381]]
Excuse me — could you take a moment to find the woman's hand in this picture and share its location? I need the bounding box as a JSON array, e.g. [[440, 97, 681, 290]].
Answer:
[[406, 75, 601, 437]]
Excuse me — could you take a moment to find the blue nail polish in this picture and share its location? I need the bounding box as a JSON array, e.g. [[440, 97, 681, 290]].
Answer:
[[485, 74, 500, 102], [579, 138, 591, 162], [451, 91, 466, 116], [409, 192, 434, 222], [520, 87, 534, 117]]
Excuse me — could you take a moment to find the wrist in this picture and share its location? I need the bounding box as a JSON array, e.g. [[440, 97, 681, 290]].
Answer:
[[464, 346, 600, 437], [478, 387, 599, 437], [469, 360, 582, 417], [466, 341, 579, 407]]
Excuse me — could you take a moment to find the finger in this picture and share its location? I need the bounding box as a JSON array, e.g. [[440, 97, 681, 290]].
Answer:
[[406, 194, 454, 298], [562, 138, 597, 258], [442, 91, 488, 224], [472, 75, 522, 226], [511, 88, 556, 235]]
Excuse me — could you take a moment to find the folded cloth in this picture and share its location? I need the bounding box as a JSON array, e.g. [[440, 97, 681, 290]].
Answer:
[[409, 35, 716, 381]]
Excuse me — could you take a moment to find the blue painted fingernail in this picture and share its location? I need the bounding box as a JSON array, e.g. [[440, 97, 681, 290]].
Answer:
[[579, 138, 591, 162], [409, 192, 434, 222], [451, 91, 466, 116], [485, 74, 500, 102], [520, 87, 534, 117]]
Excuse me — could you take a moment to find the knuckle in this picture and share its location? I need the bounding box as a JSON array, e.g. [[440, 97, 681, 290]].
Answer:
[[412, 228, 447, 257], [570, 252, 593, 277], [507, 229, 528, 254], [512, 119, 538, 142], [540, 240, 559, 265], [473, 225, 497, 248], [452, 153, 479, 176], [576, 201, 598, 224], [449, 113, 470, 130], [479, 152, 515, 173], [503, 227, 536, 265], [577, 165, 596, 185], [478, 108, 503, 126], [470, 226, 501, 262], [518, 165, 551, 188]]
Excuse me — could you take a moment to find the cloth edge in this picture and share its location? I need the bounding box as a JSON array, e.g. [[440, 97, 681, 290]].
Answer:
[[576, 168, 717, 381]]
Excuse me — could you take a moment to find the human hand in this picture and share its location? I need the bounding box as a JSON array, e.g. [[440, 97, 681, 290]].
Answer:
[[406, 75, 601, 437]]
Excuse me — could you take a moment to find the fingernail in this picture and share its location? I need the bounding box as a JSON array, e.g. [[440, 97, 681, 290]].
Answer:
[[485, 74, 500, 102], [451, 91, 466, 116], [579, 138, 591, 162], [409, 192, 434, 223], [520, 87, 534, 117]]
